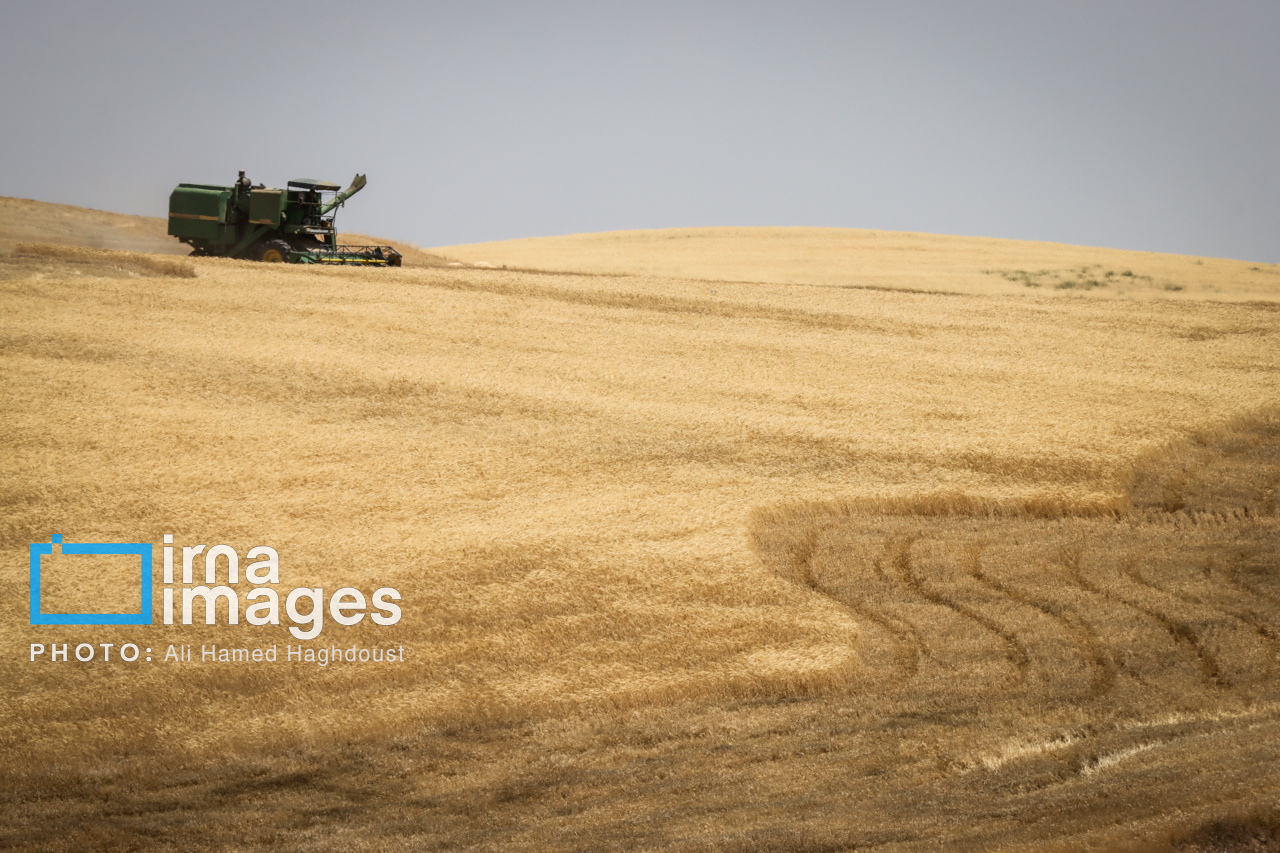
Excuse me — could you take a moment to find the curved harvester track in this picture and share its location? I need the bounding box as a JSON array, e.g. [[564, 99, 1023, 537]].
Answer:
[[746, 411, 1280, 848]]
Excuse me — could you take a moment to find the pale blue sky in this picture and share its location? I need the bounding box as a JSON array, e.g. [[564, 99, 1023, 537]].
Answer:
[[1, 1, 1276, 260]]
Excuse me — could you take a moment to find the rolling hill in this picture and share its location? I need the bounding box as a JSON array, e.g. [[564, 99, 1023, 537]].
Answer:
[[2, 197, 1277, 851]]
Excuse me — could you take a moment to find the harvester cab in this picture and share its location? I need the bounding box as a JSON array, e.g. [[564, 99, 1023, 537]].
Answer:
[[167, 171, 402, 266]]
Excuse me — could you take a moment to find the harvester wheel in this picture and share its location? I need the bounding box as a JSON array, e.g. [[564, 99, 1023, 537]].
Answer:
[[256, 239, 292, 263]]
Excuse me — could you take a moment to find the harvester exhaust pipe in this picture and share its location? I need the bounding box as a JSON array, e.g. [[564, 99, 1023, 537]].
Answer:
[[321, 173, 367, 216]]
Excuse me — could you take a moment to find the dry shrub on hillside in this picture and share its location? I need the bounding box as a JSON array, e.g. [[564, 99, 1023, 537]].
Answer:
[[2, 243, 196, 279]]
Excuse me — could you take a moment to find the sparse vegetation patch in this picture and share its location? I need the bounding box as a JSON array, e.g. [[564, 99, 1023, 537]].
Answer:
[[983, 264, 1156, 290]]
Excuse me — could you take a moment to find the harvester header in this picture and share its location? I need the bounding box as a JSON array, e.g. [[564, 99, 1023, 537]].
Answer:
[[167, 171, 401, 266]]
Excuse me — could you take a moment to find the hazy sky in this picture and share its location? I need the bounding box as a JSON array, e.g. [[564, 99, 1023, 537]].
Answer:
[[1, 1, 1277, 260]]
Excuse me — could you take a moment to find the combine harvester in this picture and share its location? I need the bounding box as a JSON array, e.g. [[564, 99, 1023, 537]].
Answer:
[[167, 171, 401, 266]]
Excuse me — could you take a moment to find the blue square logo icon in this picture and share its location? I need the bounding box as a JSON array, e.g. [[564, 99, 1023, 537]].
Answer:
[[29, 535, 153, 625]]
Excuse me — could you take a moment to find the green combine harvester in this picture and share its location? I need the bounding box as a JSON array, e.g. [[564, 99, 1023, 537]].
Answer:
[[167, 171, 402, 266]]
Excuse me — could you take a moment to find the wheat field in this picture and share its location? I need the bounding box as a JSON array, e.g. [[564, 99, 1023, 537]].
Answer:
[[1, 204, 1278, 851], [439, 226, 1280, 301]]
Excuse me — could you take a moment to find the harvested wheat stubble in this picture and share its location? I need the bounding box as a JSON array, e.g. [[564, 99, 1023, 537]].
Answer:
[[738, 411, 1280, 850]]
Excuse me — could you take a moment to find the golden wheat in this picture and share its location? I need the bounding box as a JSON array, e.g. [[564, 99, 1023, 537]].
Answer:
[[1, 203, 1278, 850], [437, 226, 1280, 302]]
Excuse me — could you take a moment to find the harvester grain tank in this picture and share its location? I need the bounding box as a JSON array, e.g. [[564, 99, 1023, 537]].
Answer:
[[167, 171, 401, 266]]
